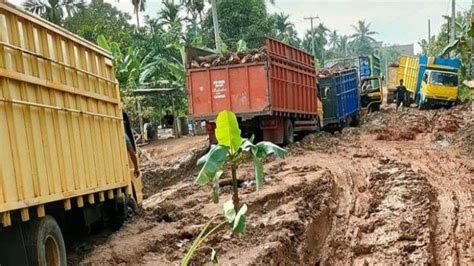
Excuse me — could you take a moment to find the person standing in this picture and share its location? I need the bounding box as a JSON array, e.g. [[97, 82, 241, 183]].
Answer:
[[395, 79, 407, 111], [123, 111, 140, 177]]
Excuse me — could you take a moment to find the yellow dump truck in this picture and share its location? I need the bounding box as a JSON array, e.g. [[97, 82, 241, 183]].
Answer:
[[0, 2, 142, 264], [386, 64, 399, 104], [398, 55, 460, 108]]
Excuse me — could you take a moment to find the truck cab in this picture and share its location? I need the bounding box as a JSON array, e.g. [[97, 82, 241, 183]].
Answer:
[[360, 76, 383, 112], [419, 69, 459, 108]]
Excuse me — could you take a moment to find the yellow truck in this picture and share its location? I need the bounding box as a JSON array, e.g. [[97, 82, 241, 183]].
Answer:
[[386, 64, 399, 104], [397, 55, 460, 108], [0, 2, 142, 264]]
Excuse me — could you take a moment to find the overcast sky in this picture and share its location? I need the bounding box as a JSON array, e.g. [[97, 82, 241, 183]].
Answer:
[[8, 0, 473, 53]]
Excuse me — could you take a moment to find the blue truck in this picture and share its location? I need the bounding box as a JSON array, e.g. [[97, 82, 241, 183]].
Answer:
[[324, 55, 382, 112], [318, 68, 360, 129]]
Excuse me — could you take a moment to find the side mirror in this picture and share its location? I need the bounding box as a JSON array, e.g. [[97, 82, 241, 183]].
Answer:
[[381, 75, 385, 81]]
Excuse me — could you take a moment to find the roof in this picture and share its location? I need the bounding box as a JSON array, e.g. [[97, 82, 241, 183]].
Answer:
[[463, 80, 474, 88]]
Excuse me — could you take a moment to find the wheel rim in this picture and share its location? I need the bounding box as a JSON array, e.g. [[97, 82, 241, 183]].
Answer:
[[45, 235, 60, 266]]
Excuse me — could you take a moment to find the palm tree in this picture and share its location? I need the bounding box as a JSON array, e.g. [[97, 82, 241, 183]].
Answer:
[[351, 20, 377, 43], [350, 20, 377, 54], [273, 13, 293, 37], [131, 0, 146, 28], [328, 30, 339, 49], [338, 35, 349, 56], [23, 0, 85, 25], [180, 0, 205, 22], [303, 23, 329, 62], [159, 0, 183, 30]]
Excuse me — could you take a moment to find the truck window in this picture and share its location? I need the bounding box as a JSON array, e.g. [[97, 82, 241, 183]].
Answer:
[[430, 72, 458, 86]]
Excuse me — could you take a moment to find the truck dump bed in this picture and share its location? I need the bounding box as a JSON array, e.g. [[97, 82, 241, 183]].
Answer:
[[186, 38, 318, 120], [397, 55, 419, 95], [0, 2, 134, 226], [319, 68, 359, 126]]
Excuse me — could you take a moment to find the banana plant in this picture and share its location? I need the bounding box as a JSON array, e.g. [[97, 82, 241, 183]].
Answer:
[[182, 110, 286, 265]]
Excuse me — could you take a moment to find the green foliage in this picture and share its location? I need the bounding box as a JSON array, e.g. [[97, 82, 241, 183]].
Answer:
[[196, 145, 228, 185], [270, 12, 301, 47], [350, 20, 377, 55], [184, 111, 286, 264], [303, 23, 329, 63], [202, 0, 273, 49], [232, 203, 247, 234], [215, 110, 242, 154], [23, 0, 85, 25], [63, 0, 136, 47], [237, 39, 248, 52]]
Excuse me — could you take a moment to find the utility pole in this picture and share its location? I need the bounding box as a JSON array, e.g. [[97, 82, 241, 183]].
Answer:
[[304, 16, 319, 61], [428, 19, 431, 55], [210, 0, 221, 52], [451, 0, 456, 44], [450, 0, 456, 57]]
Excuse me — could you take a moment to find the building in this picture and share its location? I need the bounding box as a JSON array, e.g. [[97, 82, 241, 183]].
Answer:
[[379, 43, 415, 56]]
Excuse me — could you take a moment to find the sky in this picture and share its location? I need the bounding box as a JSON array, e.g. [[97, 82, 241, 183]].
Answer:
[[8, 0, 473, 53]]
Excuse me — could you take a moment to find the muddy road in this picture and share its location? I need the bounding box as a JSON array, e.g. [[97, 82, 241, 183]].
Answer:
[[71, 104, 473, 265]]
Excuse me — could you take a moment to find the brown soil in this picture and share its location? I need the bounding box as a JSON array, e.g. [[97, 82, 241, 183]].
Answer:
[[73, 104, 473, 265]]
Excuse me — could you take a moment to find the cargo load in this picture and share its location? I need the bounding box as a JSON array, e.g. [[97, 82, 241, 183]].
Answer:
[[186, 38, 320, 144]]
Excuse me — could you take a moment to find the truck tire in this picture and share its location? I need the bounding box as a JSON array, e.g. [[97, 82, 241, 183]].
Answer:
[[23, 216, 67, 266], [110, 194, 128, 229], [283, 119, 294, 145]]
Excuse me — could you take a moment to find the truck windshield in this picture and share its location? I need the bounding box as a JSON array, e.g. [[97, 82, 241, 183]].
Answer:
[[430, 72, 458, 86]]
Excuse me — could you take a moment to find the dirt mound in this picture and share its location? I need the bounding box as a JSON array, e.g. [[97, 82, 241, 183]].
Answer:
[[73, 105, 473, 265], [139, 136, 209, 198]]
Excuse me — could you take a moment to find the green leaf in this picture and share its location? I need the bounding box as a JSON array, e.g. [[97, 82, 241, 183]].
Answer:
[[233, 204, 247, 234], [237, 39, 248, 52], [240, 138, 256, 152], [195, 145, 228, 186], [197, 145, 215, 166], [223, 200, 236, 223], [255, 141, 287, 159], [252, 156, 264, 190], [215, 110, 242, 154], [97, 35, 110, 51]]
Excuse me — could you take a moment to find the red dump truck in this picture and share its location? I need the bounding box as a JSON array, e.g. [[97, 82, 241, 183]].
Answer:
[[186, 38, 320, 144]]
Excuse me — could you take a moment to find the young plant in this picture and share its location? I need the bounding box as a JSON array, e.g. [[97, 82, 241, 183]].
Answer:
[[181, 110, 286, 265]]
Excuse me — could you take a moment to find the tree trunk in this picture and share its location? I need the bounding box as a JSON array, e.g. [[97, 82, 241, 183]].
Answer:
[[136, 12, 140, 28]]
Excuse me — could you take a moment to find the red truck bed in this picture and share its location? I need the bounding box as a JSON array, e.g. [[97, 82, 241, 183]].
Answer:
[[186, 38, 318, 120]]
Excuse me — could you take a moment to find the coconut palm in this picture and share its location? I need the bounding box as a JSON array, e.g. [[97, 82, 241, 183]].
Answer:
[[180, 0, 205, 22], [159, 0, 183, 30], [338, 35, 349, 56], [351, 20, 377, 43], [23, 0, 85, 25], [303, 23, 329, 62], [350, 20, 377, 54], [131, 0, 146, 28], [273, 13, 294, 37], [328, 30, 339, 49]]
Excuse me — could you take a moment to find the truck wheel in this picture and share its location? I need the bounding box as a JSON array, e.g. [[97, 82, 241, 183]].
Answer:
[[350, 113, 360, 127], [23, 216, 67, 266], [283, 119, 294, 145], [110, 194, 128, 229]]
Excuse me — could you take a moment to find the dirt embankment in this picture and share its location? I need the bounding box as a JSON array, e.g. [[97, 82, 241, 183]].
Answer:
[[76, 104, 473, 265]]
